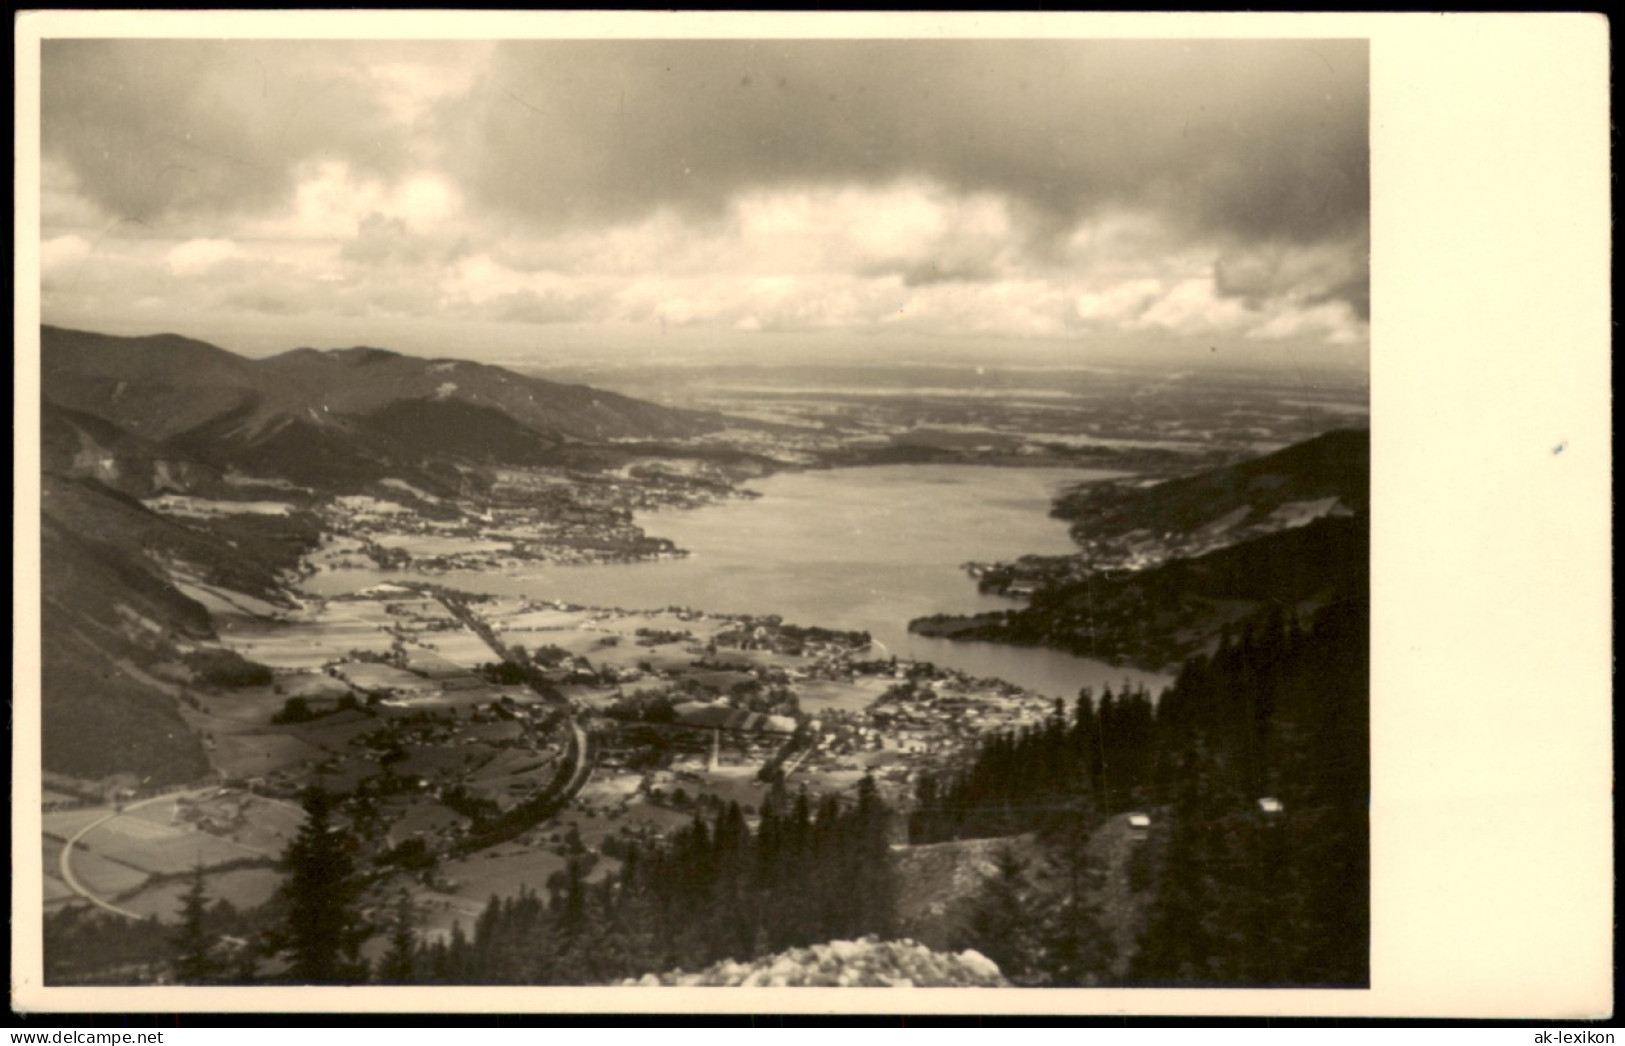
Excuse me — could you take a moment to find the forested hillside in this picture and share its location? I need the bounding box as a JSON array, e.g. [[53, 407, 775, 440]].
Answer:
[[375, 779, 898, 985], [917, 511, 1366, 668], [910, 594, 1369, 986], [1050, 427, 1368, 554]]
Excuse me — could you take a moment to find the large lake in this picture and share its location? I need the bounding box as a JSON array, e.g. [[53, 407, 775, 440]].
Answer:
[[307, 465, 1172, 699]]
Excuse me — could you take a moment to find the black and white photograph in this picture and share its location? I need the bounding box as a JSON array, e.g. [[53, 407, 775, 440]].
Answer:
[[12, 12, 1610, 1019]]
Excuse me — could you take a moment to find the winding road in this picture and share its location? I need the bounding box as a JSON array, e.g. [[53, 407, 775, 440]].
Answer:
[[560, 717, 595, 799], [57, 790, 210, 919]]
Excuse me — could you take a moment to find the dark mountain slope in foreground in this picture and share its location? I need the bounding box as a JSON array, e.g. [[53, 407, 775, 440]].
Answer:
[[38, 474, 323, 783], [41, 591, 212, 784], [41, 483, 215, 782]]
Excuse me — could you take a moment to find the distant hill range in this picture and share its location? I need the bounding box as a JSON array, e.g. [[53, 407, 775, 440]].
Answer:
[[914, 429, 1369, 669], [34, 324, 726, 783], [42, 325, 721, 495], [1052, 427, 1367, 568]]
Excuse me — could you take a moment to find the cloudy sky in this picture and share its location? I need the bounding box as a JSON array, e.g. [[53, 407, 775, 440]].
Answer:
[[37, 36, 1368, 366]]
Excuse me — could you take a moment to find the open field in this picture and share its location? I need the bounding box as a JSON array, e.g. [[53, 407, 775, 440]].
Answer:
[[280, 673, 357, 700], [405, 890, 488, 943], [177, 582, 290, 618], [225, 610, 398, 670], [403, 630, 494, 666], [575, 771, 642, 809], [486, 606, 725, 675], [797, 677, 892, 715], [440, 846, 570, 909], [182, 687, 291, 725], [557, 685, 623, 708], [332, 662, 434, 692], [51, 789, 298, 918], [212, 798, 306, 853], [400, 648, 474, 677], [93, 809, 188, 841], [492, 628, 603, 659], [494, 608, 593, 632], [119, 867, 285, 922], [66, 850, 150, 898], [287, 710, 386, 751], [395, 745, 492, 780], [211, 729, 326, 778], [470, 748, 555, 780], [612, 648, 697, 674], [80, 818, 268, 877], [43, 806, 119, 842], [467, 756, 561, 805]]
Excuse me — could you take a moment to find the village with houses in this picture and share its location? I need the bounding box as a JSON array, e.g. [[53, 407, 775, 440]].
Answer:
[[43, 556, 1063, 949]]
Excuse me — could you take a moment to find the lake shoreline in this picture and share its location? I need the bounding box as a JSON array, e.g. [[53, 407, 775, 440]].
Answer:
[[295, 464, 1173, 700]]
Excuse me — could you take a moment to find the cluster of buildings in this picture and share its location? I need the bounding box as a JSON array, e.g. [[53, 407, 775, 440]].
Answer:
[[798, 668, 1054, 782], [313, 461, 755, 574]]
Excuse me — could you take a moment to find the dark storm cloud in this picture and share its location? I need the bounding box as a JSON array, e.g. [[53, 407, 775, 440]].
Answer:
[[1314, 276, 1370, 322], [37, 37, 1369, 337], [445, 38, 1367, 246], [41, 40, 409, 223], [1214, 237, 1370, 320]]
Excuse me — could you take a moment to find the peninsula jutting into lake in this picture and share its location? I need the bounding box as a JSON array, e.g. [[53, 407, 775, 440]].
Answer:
[[34, 35, 1369, 990]]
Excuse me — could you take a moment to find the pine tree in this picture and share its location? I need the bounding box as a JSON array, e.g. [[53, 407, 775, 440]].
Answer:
[[376, 892, 419, 984], [170, 860, 219, 984], [602, 845, 665, 977], [953, 846, 1048, 986], [850, 774, 898, 939], [705, 801, 757, 961], [273, 786, 373, 983], [1041, 816, 1116, 986], [430, 921, 470, 984]]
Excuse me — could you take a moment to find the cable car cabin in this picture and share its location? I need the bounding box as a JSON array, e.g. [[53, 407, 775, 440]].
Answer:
[[1126, 812, 1152, 835], [1257, 797, 1284, 816]]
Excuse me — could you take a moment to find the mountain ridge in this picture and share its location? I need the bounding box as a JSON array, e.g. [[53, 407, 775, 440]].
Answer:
[[41, 324, 724, 493], [33, 324, 740, 782], [1053, 427, 1368, 551], [917, 429, 1370, 668]]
